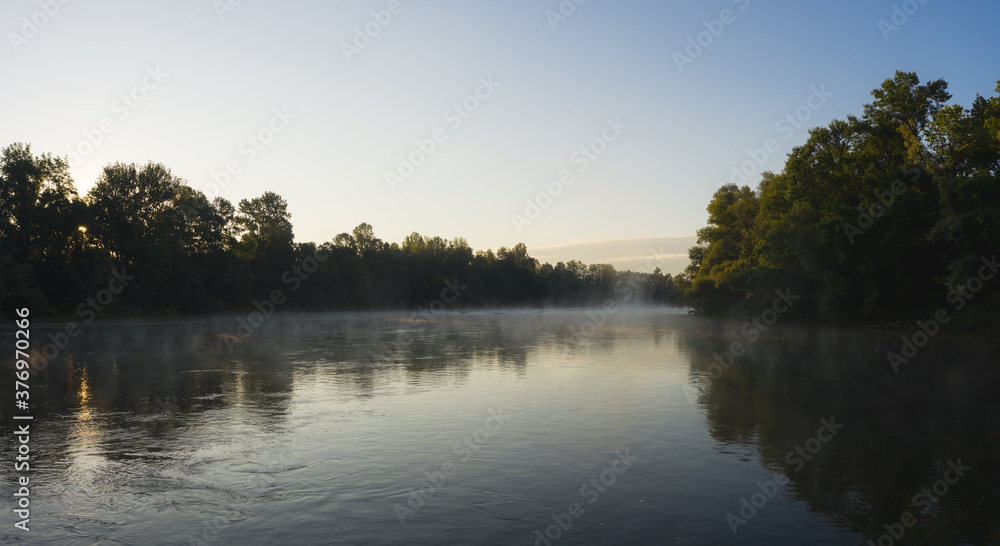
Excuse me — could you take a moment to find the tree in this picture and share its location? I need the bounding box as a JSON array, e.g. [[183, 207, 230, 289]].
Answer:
[[236, 191, 293, 252], [3, 144, 684, 316], [87, 161, 183, 264], [352, 222, 383, 259], [0, 143, 89, 310], [681, 71, 996, 324]]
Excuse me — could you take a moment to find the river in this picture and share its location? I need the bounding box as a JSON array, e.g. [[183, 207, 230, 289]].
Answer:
[[1, 310, 998, 545]]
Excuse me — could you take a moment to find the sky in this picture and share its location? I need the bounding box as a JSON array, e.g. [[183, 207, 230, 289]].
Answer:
[[3, 0, 1000, 274]]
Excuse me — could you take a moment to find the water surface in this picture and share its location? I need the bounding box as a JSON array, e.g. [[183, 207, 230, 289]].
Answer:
[[1, 310, 998, 544]]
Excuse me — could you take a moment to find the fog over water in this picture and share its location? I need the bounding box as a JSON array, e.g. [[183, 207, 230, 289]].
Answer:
[[1, 310, 998, 545]]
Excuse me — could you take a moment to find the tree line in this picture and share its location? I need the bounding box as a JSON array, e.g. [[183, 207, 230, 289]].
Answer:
[[0, 150, 678, 317], [7, 70, 995, 326], [675, 71, 1000, 328]]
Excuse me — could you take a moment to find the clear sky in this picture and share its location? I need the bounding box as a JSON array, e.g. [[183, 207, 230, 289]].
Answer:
[[3, 0, 999, 273]]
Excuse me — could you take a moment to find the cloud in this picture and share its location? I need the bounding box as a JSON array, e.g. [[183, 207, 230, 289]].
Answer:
[[530, 235, 695, 274]]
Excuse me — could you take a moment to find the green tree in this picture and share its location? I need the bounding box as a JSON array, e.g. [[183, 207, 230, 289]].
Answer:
[[87, 162, 183, 265]]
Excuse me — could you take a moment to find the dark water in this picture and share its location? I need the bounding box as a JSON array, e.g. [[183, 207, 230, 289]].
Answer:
[[1, 310, 998, 545]]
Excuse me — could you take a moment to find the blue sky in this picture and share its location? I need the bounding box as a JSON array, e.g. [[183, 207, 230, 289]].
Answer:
[[3, 0, 999, 273]]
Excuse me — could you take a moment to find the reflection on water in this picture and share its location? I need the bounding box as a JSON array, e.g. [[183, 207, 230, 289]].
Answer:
[[0, 311, 998, 544], [67, 366, 103, 475]]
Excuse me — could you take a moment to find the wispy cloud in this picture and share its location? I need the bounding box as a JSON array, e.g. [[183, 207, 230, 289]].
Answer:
[[530, 235, 695, 274]]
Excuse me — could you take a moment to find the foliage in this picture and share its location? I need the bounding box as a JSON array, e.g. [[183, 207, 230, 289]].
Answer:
[[680, 71, 1000, 326], [0, 150, 680, 315]]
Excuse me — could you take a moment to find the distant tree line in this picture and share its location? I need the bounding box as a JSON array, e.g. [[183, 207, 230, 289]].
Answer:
[[8, 71, 993, 326], [675, 71, 1000, 328], [0, 150, 678, 317]]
